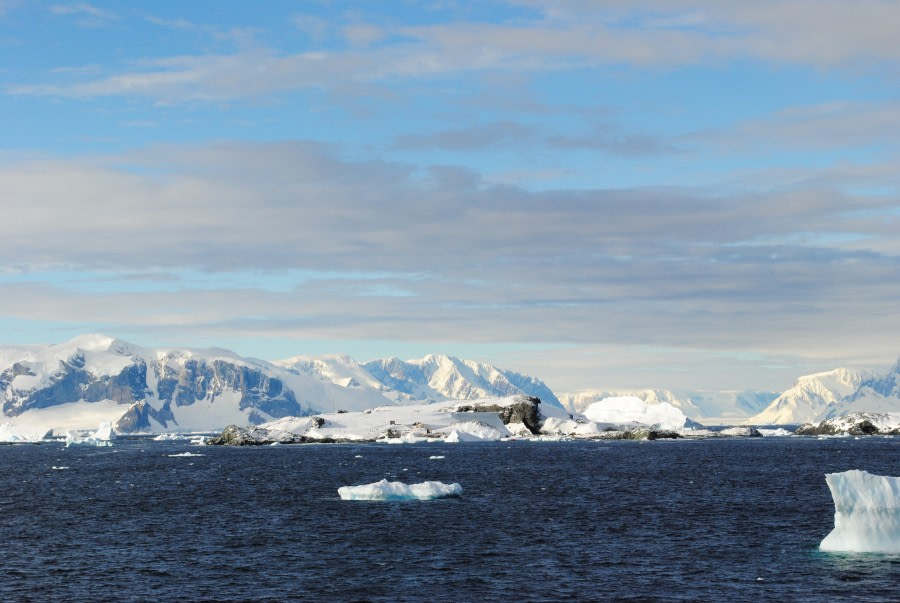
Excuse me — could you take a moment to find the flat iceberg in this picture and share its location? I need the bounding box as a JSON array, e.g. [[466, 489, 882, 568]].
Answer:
[[820, 469, 900, 554], [338, 479, 462, 501]]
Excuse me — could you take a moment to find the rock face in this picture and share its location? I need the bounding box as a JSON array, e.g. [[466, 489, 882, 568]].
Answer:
[[0, 355, 148, 415], [455, 396, 542, 434], [795, 412, 900, 436], [206, 423, 334, 446]]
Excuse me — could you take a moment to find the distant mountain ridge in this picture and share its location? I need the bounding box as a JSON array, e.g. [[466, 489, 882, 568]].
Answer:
[[748, 360, 900, 425], [558, 388, 777, 424], [4, 334, 900, 433], [0, 335, 560, 434]]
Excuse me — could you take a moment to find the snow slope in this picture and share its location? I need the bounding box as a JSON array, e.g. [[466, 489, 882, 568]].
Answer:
[[277, 352, 562, 407]]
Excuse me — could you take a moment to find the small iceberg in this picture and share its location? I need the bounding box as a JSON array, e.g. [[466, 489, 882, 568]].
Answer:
[[338, 479, 462, 501], [167, 452, 205, 458], [65, 422, 117, 447], [153, 433, 188, 441], [820, 469, 900, 554]]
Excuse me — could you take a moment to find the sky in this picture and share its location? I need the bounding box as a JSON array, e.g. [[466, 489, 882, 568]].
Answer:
[[1, 1, 899, 394]]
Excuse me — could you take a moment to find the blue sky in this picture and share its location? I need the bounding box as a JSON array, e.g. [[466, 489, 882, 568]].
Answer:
[[1, 1, 899, 393]]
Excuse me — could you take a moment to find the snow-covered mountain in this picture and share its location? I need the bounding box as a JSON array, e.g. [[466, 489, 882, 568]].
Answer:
[[276, 352, 561, 407], [0, 335, 560, 434], [362, 354, 562, 407], [558, 388, 776, 424], [748, 361, 900, 425]]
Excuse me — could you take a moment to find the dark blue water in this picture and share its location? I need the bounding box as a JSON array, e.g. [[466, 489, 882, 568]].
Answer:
[[1, 437, 898, 602]]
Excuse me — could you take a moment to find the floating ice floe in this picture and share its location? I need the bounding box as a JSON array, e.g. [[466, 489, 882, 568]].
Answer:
[[338, 479, 462, 501], [167, 452, 205, 457], [65, 421, 117, 447], [757, 428, 793, 437], [153, 433, 188, 441], [820, 469, 900, 554]]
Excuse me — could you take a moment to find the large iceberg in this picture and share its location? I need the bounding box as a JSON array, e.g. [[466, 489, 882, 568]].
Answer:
[[0, 422, 49, 443], [338, 479, 463, 501], [819, 469, 900, 554], [583, 396, 690, 431]]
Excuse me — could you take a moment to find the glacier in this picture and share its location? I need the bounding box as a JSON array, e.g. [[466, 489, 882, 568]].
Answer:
[[819, 469, 900, 554], [337, 479, 463, 501]]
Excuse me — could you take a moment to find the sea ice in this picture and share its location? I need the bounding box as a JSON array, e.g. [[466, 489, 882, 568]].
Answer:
[[338, 479, 462, 501], [819, 469, 900, 554]]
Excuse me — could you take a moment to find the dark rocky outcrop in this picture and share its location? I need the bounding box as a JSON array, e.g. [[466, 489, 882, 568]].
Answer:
[[114, 401, 176, 433], [795, 412, 899, 436], [455, 395, 542, 434], [206, 424, 338, 446], [590, 428, 682, 440]]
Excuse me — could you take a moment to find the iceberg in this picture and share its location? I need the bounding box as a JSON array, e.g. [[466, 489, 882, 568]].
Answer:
[[819, 469, 900, 554], [338, 479, 463, 501], [65, 421, 117, 447], [0, 422, 50, 443], [442, 421, 508, 442], [583, 396, 690, 431]]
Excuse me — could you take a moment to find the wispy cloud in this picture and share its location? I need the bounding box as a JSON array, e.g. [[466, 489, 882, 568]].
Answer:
[[11, 1, 900, 104], [393, 120, 677, 157], [49, 2, 117, 26]]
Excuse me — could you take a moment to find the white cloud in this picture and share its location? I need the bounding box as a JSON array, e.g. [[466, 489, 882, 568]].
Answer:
[[1, 140, 898, 385]]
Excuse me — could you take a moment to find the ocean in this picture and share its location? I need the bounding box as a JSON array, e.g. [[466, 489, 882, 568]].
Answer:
[[1, 437, 897, 601]]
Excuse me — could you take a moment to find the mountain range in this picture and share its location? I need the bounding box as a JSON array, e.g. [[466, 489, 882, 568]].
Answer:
[[748, 360, 900, 425], [2, 334, 899, 433], [0, 334, 561, 434]]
